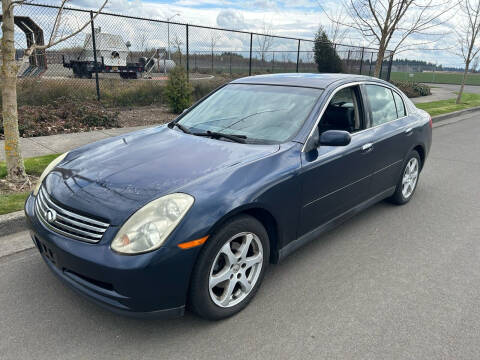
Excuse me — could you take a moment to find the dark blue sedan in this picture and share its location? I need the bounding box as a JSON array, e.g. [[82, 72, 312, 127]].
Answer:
[[25, 73, 432, 320]]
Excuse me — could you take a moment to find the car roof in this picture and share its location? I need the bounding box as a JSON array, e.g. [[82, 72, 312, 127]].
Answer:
[[230, 73, 388, 89]]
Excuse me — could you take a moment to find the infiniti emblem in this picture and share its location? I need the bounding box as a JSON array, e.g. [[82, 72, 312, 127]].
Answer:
[[46, 209, 57, 223]]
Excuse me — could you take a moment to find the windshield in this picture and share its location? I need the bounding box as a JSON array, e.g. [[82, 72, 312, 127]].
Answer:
[[177, 84, 322, 144]]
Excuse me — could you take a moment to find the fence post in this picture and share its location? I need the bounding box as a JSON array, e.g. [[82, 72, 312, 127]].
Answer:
[[387, 55, 393, 81], [359, 47, 364, 75], [369, 52, 374, 76], [379, 57, 384, 79], [186, 24, 189, 80], [90, 11, 100, 101], [296, 39, 300, 73], [249, 33, 253, 76]]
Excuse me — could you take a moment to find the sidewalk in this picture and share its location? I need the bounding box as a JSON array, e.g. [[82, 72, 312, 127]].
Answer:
[[0, 125, 149, 161], [410, 86, 455, 104]]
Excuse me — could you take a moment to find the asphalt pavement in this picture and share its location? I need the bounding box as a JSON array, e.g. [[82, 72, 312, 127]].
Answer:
[[1, 113, 480, 359]]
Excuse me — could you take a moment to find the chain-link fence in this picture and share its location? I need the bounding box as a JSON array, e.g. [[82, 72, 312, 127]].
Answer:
[[1, 3, 393, 101]]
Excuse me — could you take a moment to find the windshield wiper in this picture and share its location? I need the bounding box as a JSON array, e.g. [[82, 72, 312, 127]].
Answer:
[[171, 122, 192, 134], [169, 122, 246, 143], [193, 131, 247, 143]]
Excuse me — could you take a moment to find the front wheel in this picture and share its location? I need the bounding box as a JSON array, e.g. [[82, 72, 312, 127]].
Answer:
[[389, 150, 421, 205], [188, 215, 269, 320]]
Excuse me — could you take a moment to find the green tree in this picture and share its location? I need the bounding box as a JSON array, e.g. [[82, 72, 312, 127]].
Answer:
[[164, 66, 193, 114], [313, 30, 343, 73]]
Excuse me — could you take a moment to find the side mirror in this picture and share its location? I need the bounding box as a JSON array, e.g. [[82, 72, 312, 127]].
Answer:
[[319, 130, 351, 147]]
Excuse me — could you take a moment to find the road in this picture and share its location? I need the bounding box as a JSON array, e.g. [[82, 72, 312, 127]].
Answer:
[[1, 113, 480, 360]]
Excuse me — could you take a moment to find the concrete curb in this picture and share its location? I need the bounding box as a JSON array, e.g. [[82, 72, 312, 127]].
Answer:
[[432, 106, 480, 123], [0, 210, 26, 237]]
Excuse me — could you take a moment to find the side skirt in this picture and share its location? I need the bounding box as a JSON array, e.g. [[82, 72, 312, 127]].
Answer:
[[278, 186, 396, 262]]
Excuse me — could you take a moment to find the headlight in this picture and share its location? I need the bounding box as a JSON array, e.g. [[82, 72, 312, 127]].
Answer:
[[33, 152, 68, 196], [111, 193, 194, 255]]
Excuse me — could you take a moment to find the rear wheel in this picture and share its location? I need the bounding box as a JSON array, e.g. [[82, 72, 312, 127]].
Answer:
[[189, 215, 269, 320], [389, 150, 421, 205]]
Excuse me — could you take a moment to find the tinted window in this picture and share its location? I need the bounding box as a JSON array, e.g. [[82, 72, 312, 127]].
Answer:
[[319, 86, 363, 134], [365, 85, 397, 126], [178, 84, 322, 144], [392, 90, 406, 117]]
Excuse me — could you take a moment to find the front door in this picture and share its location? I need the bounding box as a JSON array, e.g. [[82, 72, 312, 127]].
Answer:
[[298, 85, 375, 237]]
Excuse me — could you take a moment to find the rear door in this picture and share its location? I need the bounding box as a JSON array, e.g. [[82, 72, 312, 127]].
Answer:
[[362, 84, 415, 196]]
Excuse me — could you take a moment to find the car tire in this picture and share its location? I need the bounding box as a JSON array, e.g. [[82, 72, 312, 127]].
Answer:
[[389, 150, 421, 205], [188, 215, 270, 320]]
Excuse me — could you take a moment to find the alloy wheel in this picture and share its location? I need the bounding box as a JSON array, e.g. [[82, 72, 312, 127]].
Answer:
[[209, 232, 263, 308], [402, 157, 419, 199]]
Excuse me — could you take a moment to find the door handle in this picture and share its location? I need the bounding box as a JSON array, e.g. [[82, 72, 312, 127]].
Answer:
[[405, 127, 413, 135], [361, 143, 373, 152]]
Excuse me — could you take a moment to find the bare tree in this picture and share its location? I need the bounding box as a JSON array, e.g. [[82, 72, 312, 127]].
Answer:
[[1, 0, 107, 185], [456, 0, 480, 103], [471, 55, 480, 73], [137, 33, 147, 52], [324, 0, 452, 77], [318, 7, 350, 44], [209, 31, 220, 73], [256, 21, 274, 62], [172, 34, 183, 55]]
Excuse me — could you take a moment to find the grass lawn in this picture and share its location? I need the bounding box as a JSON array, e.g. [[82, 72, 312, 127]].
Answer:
[[0, 154, 60, 215], [390, 71, 480, 85], [416, 92, 480, 117]]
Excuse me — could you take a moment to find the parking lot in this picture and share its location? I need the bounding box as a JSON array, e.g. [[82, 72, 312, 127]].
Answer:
[[1, 112, 479, 359]]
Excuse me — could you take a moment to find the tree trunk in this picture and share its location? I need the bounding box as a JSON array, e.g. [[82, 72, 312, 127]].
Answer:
[[456, 61, 470, 104], [1, 0, 28, 183], [373, 44, 386, 78]]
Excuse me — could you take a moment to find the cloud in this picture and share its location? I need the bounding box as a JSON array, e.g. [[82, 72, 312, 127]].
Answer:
[[174, 0, 234, 6], [216, 10, 247, 30], [12, 0, 463, 67], [248, 0, 277, 9]]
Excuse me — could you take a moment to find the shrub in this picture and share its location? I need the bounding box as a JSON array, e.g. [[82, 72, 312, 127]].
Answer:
[[191, 77, 228, 101], [390, 80, 431, 98], [100, 80, 165, 107], [314, 30, 343, 73], [0, 74, 225, 113], [164, 66, 193, 113]]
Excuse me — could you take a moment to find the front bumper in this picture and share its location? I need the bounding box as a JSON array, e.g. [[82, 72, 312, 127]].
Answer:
[[25, 194, 199, 318]]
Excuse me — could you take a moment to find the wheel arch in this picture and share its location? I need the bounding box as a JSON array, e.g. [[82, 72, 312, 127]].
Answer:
[[206, 205, 281, 264], [412, 144, 426, 170]]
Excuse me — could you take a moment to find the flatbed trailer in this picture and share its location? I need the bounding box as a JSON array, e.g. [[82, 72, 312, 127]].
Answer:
[[62, 56, 146, 79]]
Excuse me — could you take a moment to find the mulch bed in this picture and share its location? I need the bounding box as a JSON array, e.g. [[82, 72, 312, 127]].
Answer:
[[0, 101, 176, 140]]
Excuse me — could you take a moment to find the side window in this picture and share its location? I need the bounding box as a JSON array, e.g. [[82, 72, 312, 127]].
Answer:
[[319, 86, 363, 134], [392, 90, 406, 117], [365, 85, 397, 127]]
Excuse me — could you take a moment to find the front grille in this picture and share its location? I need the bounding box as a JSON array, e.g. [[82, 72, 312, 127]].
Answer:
[[35, 185, 109, 243]]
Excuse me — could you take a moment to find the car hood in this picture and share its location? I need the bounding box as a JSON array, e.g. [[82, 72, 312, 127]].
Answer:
[[44, 126, 279, 225]]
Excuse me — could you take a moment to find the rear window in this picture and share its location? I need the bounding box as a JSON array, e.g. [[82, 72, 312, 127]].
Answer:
[[365, 85, 398, 127], [392, 90, 406, 117]]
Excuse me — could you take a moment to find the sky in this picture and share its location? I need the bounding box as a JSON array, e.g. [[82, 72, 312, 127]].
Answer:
[[13, 0, 463, 67]]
